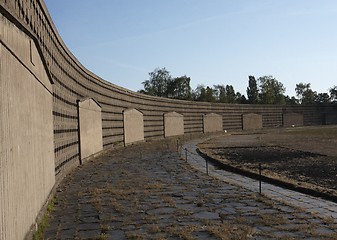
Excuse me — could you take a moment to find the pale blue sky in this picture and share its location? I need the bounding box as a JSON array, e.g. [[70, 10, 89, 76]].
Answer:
[[44, 0, 337, 97]]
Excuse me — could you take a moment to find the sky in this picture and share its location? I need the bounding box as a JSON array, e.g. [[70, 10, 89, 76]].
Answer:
[[44, 0, 337, 97]]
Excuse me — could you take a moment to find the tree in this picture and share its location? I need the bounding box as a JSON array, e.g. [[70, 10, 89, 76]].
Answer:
[[247, 76, 259, 104], [167, 75, 192, 100], [295, 83, 316, 104], [329, 86, 337, 103], [193, 84, 206, 101], [285, 95, 298, 105], [192, 85, 216, 102], [205, 86, 216, 102], [213, 84, 226, 103], [225, 85, 236, 103], [141, 67, 172, 97], [258, 76, 286, 104], [140, 68, 193, 100], [315, 93, 331, 104], [213, 84, 240, 103], [235, 92, 248, 104]]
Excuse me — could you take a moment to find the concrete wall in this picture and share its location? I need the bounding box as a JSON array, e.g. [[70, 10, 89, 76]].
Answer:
[[1, 1, 335, 179], [283, 113, 304, 127], [123, 109, 144, 145], [164, 112, 184, 137], [0, 15, 55, 240], [323, 112, 337, 125], [78, 98, 103, 160], [203, 113, 223, 133], [242, 113, 263, 130]]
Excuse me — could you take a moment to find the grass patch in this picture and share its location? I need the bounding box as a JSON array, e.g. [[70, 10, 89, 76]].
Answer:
[[33, 197, 56, 240], [160, 195, 176, 207], [167, 225, 199, 240], [207, 223, 255, 239], [95, 233, 109, 240]]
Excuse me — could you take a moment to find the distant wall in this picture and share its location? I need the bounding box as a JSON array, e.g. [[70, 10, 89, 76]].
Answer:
[[78, 98, 103, 160], [0, 14, 55, 240], [242, 113, 263, 130], [323, 112, 337, 125], [1, 1, 337, 239], [203, 113, 223, 133], [164, 112, 184, 137], [283, 113, 304, 127]]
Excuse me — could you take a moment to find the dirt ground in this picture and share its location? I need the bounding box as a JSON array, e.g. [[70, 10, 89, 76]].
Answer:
[[198, 125, 337, 197]]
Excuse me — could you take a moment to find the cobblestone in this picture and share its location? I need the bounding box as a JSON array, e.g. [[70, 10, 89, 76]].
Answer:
[[43, 138, 337, 239]]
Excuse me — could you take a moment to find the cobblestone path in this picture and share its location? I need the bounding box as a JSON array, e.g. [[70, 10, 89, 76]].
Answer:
[[43, 139, 337, 239]]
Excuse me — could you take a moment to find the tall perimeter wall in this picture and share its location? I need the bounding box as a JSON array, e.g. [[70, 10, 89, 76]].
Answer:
[[0, 1, 336, 239]]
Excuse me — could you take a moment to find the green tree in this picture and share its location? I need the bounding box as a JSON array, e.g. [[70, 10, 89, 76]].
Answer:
[[141, 67, 172, 97], [295, 83, 316, 104], [238, 94, 248, 104], [213, 85, 242, 103], [329, 86, 337, 103], [193, 84, 206, 101], [205, 86, 216, 102], [258, 76, 286, 104], [167, 75, 192, 100], [315, 93, 331, 104], [193, 85, 216, 102], [225, 85, 236, 103], [247, 76, 259, 104], [235, 92, 247, 104], [285, 95, 298, 105], [213, 84, 226, 103]]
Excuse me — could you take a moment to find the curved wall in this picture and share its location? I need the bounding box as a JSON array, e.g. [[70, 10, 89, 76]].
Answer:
[[0, 10, 55, 240], [0, 1, 336, 238], [1, 0, 336, 178]]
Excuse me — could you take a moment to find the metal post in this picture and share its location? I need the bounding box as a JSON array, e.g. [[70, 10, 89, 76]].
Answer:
[[185, 148, 188, 162], [259, 163, 262, 195], [206, 159, 209, 175], [176, 139, 179, 152]]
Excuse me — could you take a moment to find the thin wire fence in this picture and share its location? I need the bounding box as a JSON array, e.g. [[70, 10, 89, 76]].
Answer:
[[179, 140, 264, 194]]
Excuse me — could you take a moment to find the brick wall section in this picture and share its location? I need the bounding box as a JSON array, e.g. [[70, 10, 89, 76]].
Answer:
[[1, 0, 336, 181]]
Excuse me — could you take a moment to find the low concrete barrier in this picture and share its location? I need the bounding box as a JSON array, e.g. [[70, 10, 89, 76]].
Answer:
[[78, 98, 103, 161], [242, 113, 263, 130], [123, 109, 144, 145], [164, 112, 184, 137], [203, 113, 223, 133]]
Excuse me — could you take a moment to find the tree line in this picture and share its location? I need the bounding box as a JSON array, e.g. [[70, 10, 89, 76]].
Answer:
[[138, 67, 337, 105]]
